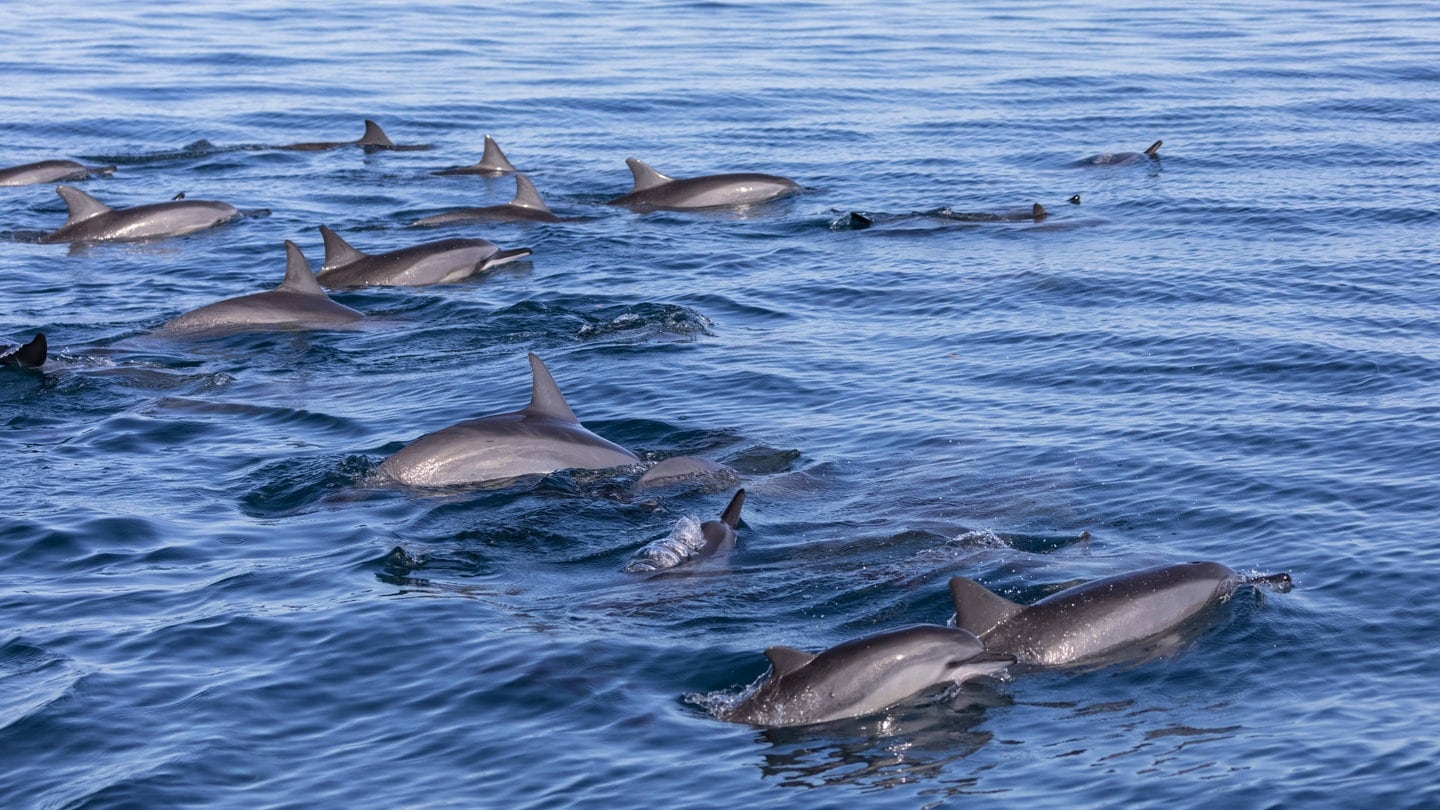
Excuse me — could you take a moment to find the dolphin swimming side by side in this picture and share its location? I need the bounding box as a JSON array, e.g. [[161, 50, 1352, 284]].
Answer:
[[278, 120, 429, 152], [37, 185, 239, 244], [431, 135, 520, 175], [0, 160, 115, 187], [1, 333, 46, 368], [375, 353, 641, 488], [1071, 139, 1162, 167], [314, 225, 532, 288], [160, 241, 363, 335], [721, 624, 1014, 727], [411, 174, 563, 226], [607, 158, 801, 210], [625, 489, 746, 573], [947, 560, 1278, 670]]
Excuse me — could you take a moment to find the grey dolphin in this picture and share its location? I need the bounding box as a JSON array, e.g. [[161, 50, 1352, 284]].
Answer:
[[1071, 139, 1162, 167], [939, 202, 1049, 223], [38, 185, 239, 244], [411, 174, 563, 226], [161, 241, 363, 334], [279, 120, 429, 152], [722, 624, 1013, 727], [314, 225, 532, 288], [625, 489, 746, 573], [431, 135, 520, 175], [948, 560, 1260, 670], [376, 353, 641, 488], [0, 160, 115, 187], [636, 455, 738, 489], [0, 333, 46, 368], [607, 158, 801, 210]]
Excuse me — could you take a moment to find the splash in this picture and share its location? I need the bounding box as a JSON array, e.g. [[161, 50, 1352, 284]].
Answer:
[[624, 516, 706, 573]]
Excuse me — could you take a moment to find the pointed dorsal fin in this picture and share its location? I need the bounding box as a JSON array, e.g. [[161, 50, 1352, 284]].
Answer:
[[1032, 203, 1047, 222], [1144, 139, 1162, 157], [523, 353, 577, 423], [359, 120, 395, 147], [2, 333, 46, 368], [478, 135, 518, 172], [318, 225, 367, 269], [55, 185, 111, 225], [720, 489, 745, 529], [764, 646, 816, 677], [510, 174, 552, 213], [625, 158, 673, 192], [276, 241, 326, 295], [948, 577, 1025, 637]]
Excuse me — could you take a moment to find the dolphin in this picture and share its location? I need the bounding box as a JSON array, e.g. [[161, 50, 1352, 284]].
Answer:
[[314, 225, 532, 288], [625, 489, 746, 573], [376, 353, 641, 488], [948, 560, 1268, 670], [161, 241, 363, 334], [939, 202, 1049, 223], [722, 624, 1013, 727], [607, 158, 801, 210], [0, 160, 115, 187], [37, 185, 239, 244], [636, 455, 738, 489], [279, 120, 429, 152], [1071, 139, 1162, 167], [431, 135, 520, 175], [411, 174, 563, 226], [0, 333, 46, 368]]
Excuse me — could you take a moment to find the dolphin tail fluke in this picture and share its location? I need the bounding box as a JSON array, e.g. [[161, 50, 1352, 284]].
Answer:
[[277, 240, 327, 295], [524, 353, 578, 423], [480, 135, 518, 172], [1032, 203, 1048, 222], [1144, 139, 1162, 157], [2, 333, 46, 368], [318, 225, 367, 270], [720, 489, 745, 529], [625, 158, 674, 192], [359, 120, 395, 148], [55, 185, 111, 225], [511, 174, 552, 213], [948, 577, 1025, 637]]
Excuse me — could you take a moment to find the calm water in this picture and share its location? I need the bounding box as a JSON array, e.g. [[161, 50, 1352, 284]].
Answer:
[[3, 1, 1438, 807]]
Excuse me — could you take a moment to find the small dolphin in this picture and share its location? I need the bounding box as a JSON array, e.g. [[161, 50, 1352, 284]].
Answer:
[[411, 174, 563, 226], [279, 120, 429, 152], [38, 185, 239, 244], [314, 225, 532, 288], [607, 158, 800, 210], [0, 334, 46, 368], [636, 455, 738, 489], [0, 160, 115, 187], [376, 353, 641, 488], [1071, 139, 1162, 167], [722, 624, 1013, 727], [625, 489, 746, 573], [161, 241, 363, 334], [431, 135, 520, 175], [948, 560, 1268, 670], [939, 202, 1049, 223]]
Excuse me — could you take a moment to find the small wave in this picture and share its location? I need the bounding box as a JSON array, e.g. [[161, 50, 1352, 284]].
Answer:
[[624, 515, 706, 572]]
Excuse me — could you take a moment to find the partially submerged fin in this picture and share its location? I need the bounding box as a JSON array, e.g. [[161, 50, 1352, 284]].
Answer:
[[1, 333, 46, 368], [359, 120, 395, 148], [1144, 139, 1163, 158], [478, 135, 518, 172], [719, 489, 745, 529], [1032, 203, 1047, 222], [523, 353, 578, 423], [276, 241, 326, 295], [55, 185, 111, 225], [764, 646, 816, 677], [318, 225, 368, 269], [948, 577, 1026, 637], [625, 158, 674, 192], [510, 174, 552, 213]]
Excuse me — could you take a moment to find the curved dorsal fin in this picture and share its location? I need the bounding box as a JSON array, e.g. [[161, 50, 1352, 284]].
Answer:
[[1032, 203, 1048, 222], [948, 577, 1025, 637], [625, 158, 673, 192], [478, 135, 518, 172], [55, 185, 111, 225], [1144, 139, 1162, 157], [510, 174, 552, 213], [276, 241, 326, 295], [359, 120, 395, 148], [1, 333, 46, 368], [764, 646, 816, 677], [524, 353, 577, 423], [720, 488, 745, 529], [318, 225, 367, 269]]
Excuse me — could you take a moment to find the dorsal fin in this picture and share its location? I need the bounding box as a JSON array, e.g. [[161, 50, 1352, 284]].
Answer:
[[625, 158, 673, 192], [523, 353, 577, 423], [2, 333, 46, 368], [318, 225, 367, 269], [1144, 139, 1162, 157], [478, 135, 518, 172], [359, 120, 395, 147], [1032, 203, 1048, 222], [764, 646, 816, 677], [55, 185, 111, 225], [276, 241, 326, 295], [719, 489, 745, 529], [948, 577, 1025, 637], [510, 174, 552, 212]]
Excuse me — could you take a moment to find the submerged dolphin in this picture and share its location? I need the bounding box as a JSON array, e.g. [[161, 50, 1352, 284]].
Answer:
[[948, 560, 1266, 670], [722, 624, 1013, 727], [279, 120, 429, 152], [0, 160, 115, 187], [636, 455, 738, 489], [607, 158, 801, 210], [376, 353, 641, 488], [939, 202, 1049, 223], [1071, 139, 1162, 167], [161, 241, 363, 334], [411, 174, 563, 225], [38, 185, 239, 244], [314, 225, 532, 288], [431, 135, 520, 175], [0, 333, 46, 368], [625, 489, 746, 573]]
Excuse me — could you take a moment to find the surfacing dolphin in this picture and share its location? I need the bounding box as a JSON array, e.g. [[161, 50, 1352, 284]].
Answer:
[[721, 623, 1013, 727], [0, 160, 115, 187], [0, 334, 46, 368], [375, 353, 641, 488], [607, 158, 801, 210], [938, 202, 1049, 223], [1071, 139, 1162, 167], [161, 241, 363, 335], [279, 120, 430, 152], [411, 174, 563, 226], [625, 489, 746, 573], [431, 135, 520, 175], [38, 185, 239, 244], [948, 560, 1285, 671], [314, 225, 532, 288]]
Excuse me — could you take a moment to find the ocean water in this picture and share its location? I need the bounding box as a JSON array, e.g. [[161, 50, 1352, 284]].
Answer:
[[2, 0, 1438, 807]]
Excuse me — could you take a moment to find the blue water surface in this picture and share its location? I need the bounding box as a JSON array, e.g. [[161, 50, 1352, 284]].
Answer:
[[3, 1, 1438, 807]]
